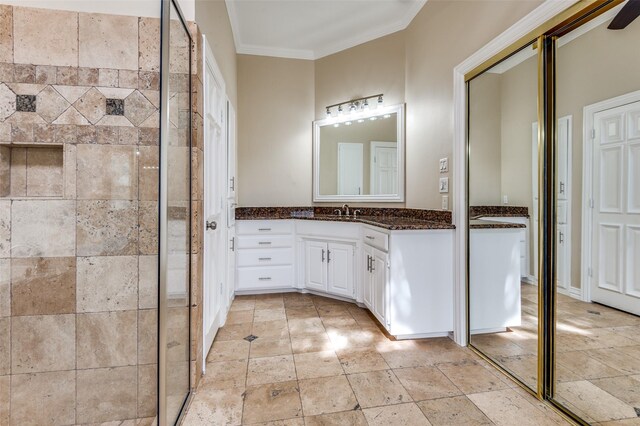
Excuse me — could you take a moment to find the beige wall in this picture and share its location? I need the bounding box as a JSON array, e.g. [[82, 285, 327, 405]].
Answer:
[[236, 0, 542, 208], [404, 0, 542, 209], [195, 0, 237, 106], [237, 55, 315, 206], [315, 31, 406, 119], [468, 73, 502, 205]]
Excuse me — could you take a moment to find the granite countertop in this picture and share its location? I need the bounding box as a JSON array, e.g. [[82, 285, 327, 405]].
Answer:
[[236, 214, 455, 230], [235, 207, 455, 230], [469, 219, 526, 229], [469, 205, 529, 219]]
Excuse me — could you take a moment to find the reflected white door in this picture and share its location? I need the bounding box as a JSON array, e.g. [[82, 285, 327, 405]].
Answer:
[[532, 117, 572, 293], [371, 142, 397, 195], [556, 116, 572, 293], [337, 143, 363, 195], [203, 39, 227, 358], [591, 100, 640, 315]]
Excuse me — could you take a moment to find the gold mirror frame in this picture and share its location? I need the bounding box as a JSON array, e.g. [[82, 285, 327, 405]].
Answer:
[[464, 1, 625, 424]]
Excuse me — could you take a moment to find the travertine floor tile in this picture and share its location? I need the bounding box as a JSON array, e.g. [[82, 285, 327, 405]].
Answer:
[[438, 360, 510, 394], [363, 402, 432, 425], [291, 334, 333, 354], [468, 389, 566, 426], [299, 375, 358, 416], [417, 395, 493, 426], [243, 381, 302, 424], [203, 359, 247, 389], [555, 381, 637, 422], [206, 340, 250, 363], [247, 355, 296, 386], [393, 366, 462, 401], [303, 410, 367, 425], [294, 351, 343, 379], [182, 385, 244, 426], [347, 369, 411, 408], [336, 347, 389, 374], [250, 337, 292, 358]]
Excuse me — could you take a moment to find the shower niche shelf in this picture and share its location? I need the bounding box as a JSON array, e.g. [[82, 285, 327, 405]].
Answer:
[[0, 143, 65, 199]]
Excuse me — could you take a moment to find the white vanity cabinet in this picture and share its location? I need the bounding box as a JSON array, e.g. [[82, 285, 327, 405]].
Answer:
[[236, 220, 295, 291], [363, 242, 389, 327], [234, 218, 454, 339], [362, 226, 454, 338], [304, 240, 355, 298]]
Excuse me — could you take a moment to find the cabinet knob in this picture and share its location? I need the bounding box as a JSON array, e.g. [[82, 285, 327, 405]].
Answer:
[[206, 221, 217, 231]]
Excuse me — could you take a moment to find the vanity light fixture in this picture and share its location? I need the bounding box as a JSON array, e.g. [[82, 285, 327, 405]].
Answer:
[[357, 119, 365, 123], [345, 121, 352, 126], [333, 123, 340, 127], [383, 114, 391, 119], [370, 116, 377, 121], [325, 94, 383, 118]]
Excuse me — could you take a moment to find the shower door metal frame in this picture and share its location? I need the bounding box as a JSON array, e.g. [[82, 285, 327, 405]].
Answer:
[[159, 0, 193, 424]]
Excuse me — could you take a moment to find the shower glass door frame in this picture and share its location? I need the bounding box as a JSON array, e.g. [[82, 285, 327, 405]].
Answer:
[[159, 0, 193, 424]]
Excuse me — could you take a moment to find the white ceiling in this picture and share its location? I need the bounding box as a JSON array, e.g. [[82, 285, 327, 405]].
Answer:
[[225, 0, 427, 60]]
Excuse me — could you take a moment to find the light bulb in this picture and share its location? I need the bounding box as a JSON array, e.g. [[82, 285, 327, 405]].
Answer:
[[357, 119, 364, 123], [345, 121, 352, 126], [377, 95, 383, 106], [333, 123, 340, 127], [383, 114, 391, 119], [370, 117, 377, 121], [326, 107, 331, 117], [338, 105, 343, 115]]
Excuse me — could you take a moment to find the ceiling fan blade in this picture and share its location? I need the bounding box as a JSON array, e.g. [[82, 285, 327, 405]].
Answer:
[[608, 0, 640, 30]]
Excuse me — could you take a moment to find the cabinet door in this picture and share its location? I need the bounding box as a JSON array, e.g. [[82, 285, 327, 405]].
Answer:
[[327, 242, 354, 298], [305, 241, 327, 291], [372, 249, 388, 325], [363, 245, 374, 310]]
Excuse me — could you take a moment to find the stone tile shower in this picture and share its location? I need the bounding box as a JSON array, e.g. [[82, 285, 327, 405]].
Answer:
[[0, 3, 199, 424]]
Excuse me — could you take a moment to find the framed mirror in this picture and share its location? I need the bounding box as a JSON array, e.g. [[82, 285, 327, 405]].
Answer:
[[313, 104, 405, 202]]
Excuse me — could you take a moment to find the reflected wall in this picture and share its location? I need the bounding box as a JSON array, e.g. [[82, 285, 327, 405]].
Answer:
[[467, 43, 540, 392]]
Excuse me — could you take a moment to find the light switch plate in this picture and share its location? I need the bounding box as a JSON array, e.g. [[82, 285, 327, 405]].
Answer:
[[439, 158, 449, 173], [442, 195, 448, 210], [439, 177, 449, 193]]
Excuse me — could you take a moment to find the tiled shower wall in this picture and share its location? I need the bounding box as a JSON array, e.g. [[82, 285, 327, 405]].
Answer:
[[0, 5, 161, 425]]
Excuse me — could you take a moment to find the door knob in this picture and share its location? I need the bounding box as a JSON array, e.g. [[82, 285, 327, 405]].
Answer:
[[206, 221, 217, 231]]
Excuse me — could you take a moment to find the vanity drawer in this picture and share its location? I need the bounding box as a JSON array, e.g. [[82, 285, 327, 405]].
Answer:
[[363, 227, 389, 252], [237, 266, 294, 290], [236, 235, 293, 249], [237, 220, 294, 235], [237, 248, 293, 267]]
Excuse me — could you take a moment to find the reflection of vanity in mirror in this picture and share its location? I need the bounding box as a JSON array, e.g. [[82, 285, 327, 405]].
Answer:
[[313, 104, 405, 202]]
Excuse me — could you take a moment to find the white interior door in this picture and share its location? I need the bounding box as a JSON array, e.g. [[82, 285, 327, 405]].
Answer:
[[370, 141, 398, 195], [590, 100, 640, 315], [557, 116, 572, 293], [337, 143, 363, 195], [203, 38, 227, 360]]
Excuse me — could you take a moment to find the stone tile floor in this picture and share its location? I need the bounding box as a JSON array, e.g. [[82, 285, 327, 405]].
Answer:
[[182, 292, 571, 425], [472, 283, 640, 425]]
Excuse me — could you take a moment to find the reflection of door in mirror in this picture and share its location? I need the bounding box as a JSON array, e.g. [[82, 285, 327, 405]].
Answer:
[[337, 143, 363, 195], [370, 142, 398, 195]]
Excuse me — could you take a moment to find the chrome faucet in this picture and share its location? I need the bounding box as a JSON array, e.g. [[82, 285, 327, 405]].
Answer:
[[353, 209, 361, 218], [334, 209, 342, 216], [342, 204, 350, 216]]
